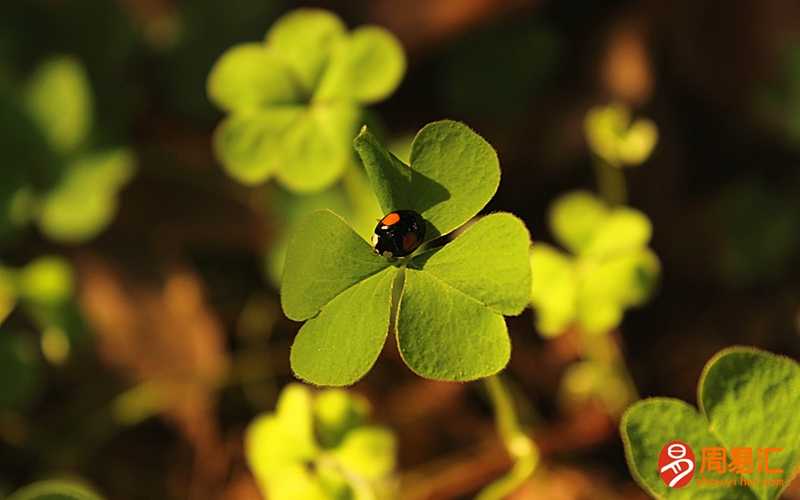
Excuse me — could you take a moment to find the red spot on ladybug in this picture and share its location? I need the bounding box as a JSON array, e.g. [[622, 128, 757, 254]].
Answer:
[[381, 212, 401, 226], [402, 232, 418, 252], [372, 210, 425, 258]]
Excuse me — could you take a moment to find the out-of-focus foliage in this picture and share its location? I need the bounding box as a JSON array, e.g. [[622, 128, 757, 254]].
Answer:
[[0, 256, 83, 366], [6, 479, 105, 500], [712, 180, 800, 288], [208, 8, 405, 192], [622, 347, 800, 500], [246, 384, 396, 500], [0, 332, 41, 410], [282, 121, 530, 385], [585, 104, 658, 168], [439, 21, 560, 121], [530, 191, 659, 337], [0, 56, 135, 244]]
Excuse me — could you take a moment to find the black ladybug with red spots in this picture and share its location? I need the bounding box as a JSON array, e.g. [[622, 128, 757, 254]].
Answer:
[[371, 210, 426, 258]]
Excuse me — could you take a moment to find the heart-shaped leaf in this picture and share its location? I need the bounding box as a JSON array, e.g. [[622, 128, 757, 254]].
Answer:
[[207, 44, 300, 112], [290, 266, 397, 386], [621, 347, 800, 499], [397, 268, 510, 381], [315, 26, 406, 104], [281, 209, 390, 322], [354, 120, 500, 241], [265, 9, 347, 95], [412, 213, 531, 315]]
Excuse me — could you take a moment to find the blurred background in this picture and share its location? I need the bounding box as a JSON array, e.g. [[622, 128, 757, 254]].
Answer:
[[1, 0, 800, 499]]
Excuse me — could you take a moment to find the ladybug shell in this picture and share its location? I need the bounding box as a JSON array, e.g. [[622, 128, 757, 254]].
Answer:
[[371, 210, 425, 258]]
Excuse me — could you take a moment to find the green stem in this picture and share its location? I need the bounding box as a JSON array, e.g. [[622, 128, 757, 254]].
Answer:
[[476, 374, 539, 500], [592, 157, 627, 206]]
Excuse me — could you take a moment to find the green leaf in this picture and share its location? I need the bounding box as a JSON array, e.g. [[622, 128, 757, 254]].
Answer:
[[549, 191, 608, 254], [584, 104, 658, 168], [622, 398, 754, 500], [314, 389, 369, 448], [621, 347, 800, 500], [37, 149, 135, 242], [246, 385, 317, 479], [7, 480, 105, 500], [266, 9, 346, 95], [412, 213, 531, 315], [281, 209, 390, 321], [332, 426, 396, 479], [699, 348, 800, 500], [24, 57, 92, 154], [397, 268, 510, 381], [214, 108, 301, 185], [354, 120, 499, 241], [315, 26, 406, 104], [581, 207, 652, 258], [17, 256, 74, 305], [207, 43, 300, 112], [290, 266, 397, 386], [529, 244, 577, 337], [274, 102, 360, 192]]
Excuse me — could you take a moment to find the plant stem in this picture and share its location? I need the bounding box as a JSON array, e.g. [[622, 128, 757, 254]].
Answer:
[[592, 157, 627, 206], [476, 374, 539, 500]]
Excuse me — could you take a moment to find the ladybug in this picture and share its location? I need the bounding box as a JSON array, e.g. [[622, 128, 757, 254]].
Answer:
[[371, 210, 426, 258]]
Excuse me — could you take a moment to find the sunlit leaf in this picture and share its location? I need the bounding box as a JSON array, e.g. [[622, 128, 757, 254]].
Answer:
[[290, 267, 397, 386], [37, 149, 135, 242], [315, 26, 406, 103], [397, 268, 510, 381], [207, 43, 300, 112], [25, 57, 92, 153], [622, 347, 800, 500], [265, 9, 346, 95], [355, 121, 500, 241]]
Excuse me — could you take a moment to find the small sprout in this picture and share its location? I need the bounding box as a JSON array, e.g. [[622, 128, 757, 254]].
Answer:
[[246, 384, 396, 500], [281, 120, 532, 385], [585, 103, 658, 168], [207, 8, 406, 192], [529, 191, 660, 337], [621, 347, 800, 500]]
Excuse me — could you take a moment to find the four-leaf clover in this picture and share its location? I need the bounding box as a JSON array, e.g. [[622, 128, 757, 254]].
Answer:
[[282, 120, 531, 385], [529, 190, 659, 337], [207, 8, 405, 192]]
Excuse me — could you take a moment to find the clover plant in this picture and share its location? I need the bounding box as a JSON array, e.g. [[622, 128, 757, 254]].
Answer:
[[0, 256, 84, 365], [207, 8, 405, 192], [281, 120, 532, 386], [621, 347, 800, 500], [529, 190, 659, 337], [5, 480, 105, 500], [585, 103, 658, 168], [246, 383, 396, 500], [0, 56, 135, 243]]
